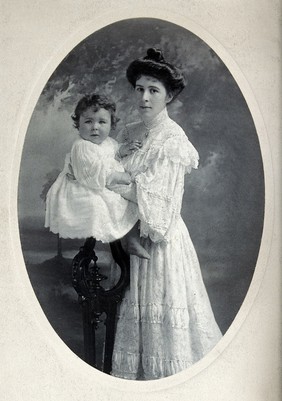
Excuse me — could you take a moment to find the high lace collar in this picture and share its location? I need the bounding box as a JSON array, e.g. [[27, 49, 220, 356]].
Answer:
[[142, 107, 169, 130]]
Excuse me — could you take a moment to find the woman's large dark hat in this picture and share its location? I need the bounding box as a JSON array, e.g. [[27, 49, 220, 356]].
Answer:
[[126, 48, 186, 98]]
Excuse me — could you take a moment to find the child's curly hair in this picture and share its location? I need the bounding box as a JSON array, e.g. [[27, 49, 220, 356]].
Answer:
[[71, 93, 118, 129]]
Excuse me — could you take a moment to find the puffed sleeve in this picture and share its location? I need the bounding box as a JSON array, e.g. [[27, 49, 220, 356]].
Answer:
[[135, 133, 199, 243], [70, 140, 109, 190]]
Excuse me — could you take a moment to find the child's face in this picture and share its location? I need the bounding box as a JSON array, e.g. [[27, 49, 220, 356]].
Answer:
[[78, 107, 111, 145]]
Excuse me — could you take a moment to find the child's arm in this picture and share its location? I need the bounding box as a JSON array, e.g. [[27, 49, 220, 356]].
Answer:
[[118, 141, 143, 158]]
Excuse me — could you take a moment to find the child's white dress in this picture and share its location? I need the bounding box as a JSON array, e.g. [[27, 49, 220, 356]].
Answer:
[[45, 137, 138, 242], [111, 108, 222, 380]]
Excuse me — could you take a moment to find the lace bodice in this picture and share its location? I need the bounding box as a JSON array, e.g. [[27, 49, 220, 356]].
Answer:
[[119, 108, 199, 243]]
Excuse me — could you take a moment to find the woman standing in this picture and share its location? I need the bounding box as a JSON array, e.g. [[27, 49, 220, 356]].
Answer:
[[111, 48, 222, 380]]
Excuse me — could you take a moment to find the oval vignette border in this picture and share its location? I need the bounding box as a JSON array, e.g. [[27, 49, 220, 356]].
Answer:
[[10, 9, 274, 393]]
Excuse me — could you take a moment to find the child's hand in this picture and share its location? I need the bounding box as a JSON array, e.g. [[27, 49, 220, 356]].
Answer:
[[119, 141, 142, 157]]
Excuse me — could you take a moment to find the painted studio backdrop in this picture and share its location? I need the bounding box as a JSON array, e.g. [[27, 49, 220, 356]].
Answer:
[[18, 18, 264, 369]]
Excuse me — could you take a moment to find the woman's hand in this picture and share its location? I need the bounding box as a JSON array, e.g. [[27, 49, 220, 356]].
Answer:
[[119, 141, 143, 157], [106, 171, 132, 186], [66, 162, 76, 180]]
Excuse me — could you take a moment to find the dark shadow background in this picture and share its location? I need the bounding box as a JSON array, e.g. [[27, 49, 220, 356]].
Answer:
[[18, 18, 264, 367]]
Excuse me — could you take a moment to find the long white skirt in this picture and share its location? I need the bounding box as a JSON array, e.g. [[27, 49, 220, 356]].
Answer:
[[111, 217, 222, 380]]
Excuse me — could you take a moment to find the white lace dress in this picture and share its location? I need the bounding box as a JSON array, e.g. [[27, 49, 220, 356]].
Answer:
[[111, 108, 222, 380], [45, 137, 138, 242]]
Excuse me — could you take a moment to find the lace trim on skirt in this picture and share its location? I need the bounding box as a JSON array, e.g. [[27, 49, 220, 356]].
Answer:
[[117, 299, 190, 329], [111, 351, 193, 380]]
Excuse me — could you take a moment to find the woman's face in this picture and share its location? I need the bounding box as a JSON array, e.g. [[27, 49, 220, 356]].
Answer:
[[134, 75, 172, 122]]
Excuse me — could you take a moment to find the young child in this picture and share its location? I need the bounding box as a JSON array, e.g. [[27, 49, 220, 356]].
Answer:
[[45, 93, 149, 259]]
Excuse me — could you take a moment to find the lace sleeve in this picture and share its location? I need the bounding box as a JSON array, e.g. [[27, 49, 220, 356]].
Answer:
[[135, 157, 184, 243], [71, 140, 109, 190], [135, 132, 199, 243]]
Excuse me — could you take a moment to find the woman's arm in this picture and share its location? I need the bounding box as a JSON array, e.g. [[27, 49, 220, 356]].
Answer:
[[135, 158, 183, 242], [135, 134, 199, 242], [106, 171, 131, 186], [107, 182, 138, 204]]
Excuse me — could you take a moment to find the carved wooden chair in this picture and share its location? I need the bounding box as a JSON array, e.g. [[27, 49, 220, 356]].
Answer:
[[71, 237, 130, 374]]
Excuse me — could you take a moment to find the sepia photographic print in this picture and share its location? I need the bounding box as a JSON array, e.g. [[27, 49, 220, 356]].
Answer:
[[1, 2, 281, 400]]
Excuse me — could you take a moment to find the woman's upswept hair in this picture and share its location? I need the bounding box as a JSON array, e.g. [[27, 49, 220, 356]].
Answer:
[[71, 93, 118, 129], [126, 48, 186, 98]]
